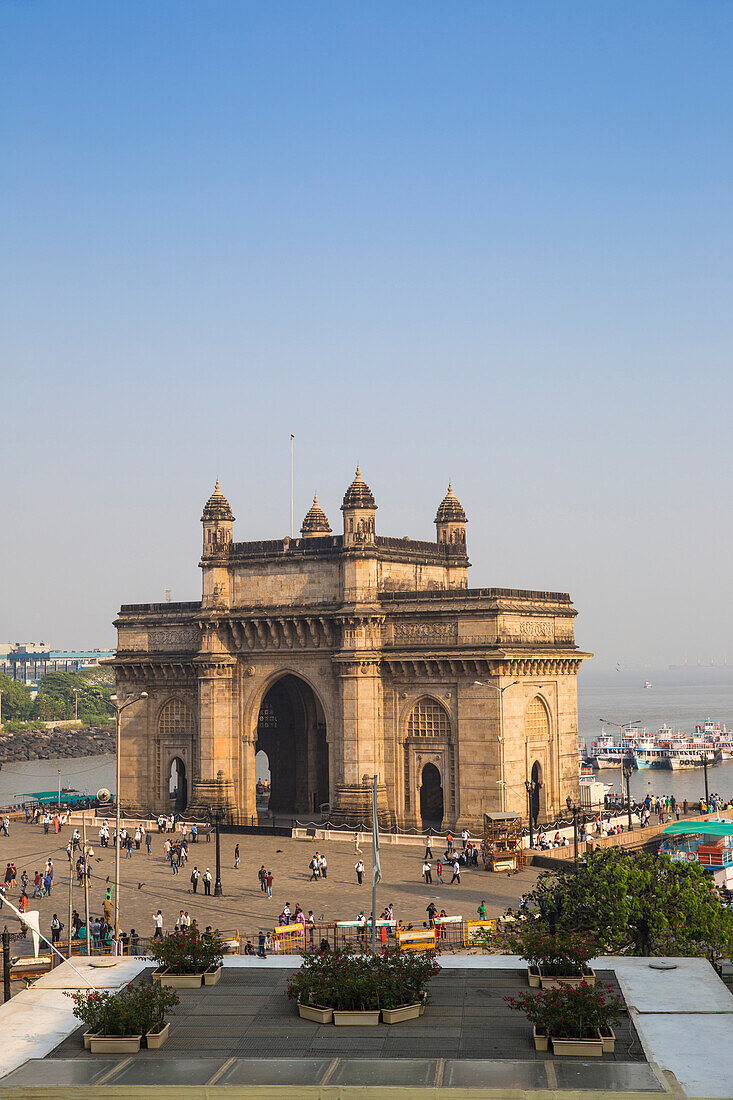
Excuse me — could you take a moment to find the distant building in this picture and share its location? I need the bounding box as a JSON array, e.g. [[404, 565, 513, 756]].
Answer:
[[114, 473, 591, 830], [4, 645, 115, 682]]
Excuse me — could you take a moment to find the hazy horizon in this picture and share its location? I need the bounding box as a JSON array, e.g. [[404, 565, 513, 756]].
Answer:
[[2, 2, 732, 670]]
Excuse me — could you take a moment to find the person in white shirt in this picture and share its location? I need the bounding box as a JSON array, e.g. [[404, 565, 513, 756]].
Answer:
[[318, 856, 328, 879], [461, 829, 469, 849], [153, 910, 164, 940], [450, 860, 461, 884], [355, 860, 365, 884], [422, 861, 432, 884]]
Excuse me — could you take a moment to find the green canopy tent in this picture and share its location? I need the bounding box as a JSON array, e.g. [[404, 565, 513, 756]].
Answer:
[[662, 821, 733, 837], [22, 790, 83, 805]]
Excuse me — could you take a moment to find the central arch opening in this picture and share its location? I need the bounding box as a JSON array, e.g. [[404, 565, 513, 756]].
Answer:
[[256, 674, 329, 818], [420, 762, 443, 829], [169, 757, 187, 814]]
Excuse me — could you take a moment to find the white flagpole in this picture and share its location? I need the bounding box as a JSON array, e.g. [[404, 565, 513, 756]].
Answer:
[[290, 434, 294, 538], [0, 894, 96, 988], [371, 774, 381, 953]]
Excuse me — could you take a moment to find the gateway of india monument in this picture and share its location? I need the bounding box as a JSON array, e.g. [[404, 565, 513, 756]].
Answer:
[[113, 470, 591, 830]]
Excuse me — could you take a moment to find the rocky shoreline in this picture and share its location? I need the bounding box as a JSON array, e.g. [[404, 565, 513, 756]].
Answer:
[[0, 725, 115, 764]]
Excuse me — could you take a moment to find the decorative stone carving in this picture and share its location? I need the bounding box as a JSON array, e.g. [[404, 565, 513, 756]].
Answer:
[[149, 627, 200, 651], [394, 622, 458, 642]]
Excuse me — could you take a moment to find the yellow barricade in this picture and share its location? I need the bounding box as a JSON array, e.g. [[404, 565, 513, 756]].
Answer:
[[462, 919, 496, 946], [396, 928, 436, 953], [273, 924, 305, 954]]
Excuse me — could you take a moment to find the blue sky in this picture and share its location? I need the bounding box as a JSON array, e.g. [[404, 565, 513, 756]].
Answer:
[[2, 1, 732, 669]]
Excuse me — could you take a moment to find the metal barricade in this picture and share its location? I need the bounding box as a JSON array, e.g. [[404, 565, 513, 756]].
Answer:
[[396, 928, 436, 953], [462, 919, 496, 947], [272, 924, 305, 954]]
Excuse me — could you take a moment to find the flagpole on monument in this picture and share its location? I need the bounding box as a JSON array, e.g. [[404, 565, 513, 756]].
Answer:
[[290, 434, 294, 538], [371, 774, 381, 953]]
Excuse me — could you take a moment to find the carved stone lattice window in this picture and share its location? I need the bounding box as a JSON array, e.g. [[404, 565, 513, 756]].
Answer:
[[525, 696, 550, 740], [257, 702, 278, 729], [158, 699, 194, 736], [408, 698, 450, 738]]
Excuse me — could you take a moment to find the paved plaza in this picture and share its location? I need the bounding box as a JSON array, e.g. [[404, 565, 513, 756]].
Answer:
[[1, 819, 540, 947]]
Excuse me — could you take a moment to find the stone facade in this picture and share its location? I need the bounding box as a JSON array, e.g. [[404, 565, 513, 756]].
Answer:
[[113, 473, 591, 829]]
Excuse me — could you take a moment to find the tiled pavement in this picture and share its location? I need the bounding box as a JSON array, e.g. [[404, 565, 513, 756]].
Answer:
[[48, 967, 646, 1063]]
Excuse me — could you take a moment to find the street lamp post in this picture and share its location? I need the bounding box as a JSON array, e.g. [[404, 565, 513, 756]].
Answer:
[[475, 680, 519, 812], [622, 755, 634, 831], [525, 778, 541, 849], [565, 796, 579, 866], [208, 807, 224, 896], [110, 691, 148, 951]]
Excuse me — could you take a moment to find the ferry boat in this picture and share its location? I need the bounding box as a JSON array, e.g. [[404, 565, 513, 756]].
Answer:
[[589, 726, 646, 769], [589, 721, 732, 770]]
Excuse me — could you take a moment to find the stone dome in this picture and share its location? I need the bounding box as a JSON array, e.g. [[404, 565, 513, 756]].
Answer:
[[201, 481, 235, 523], [301, 494, 332, 536], [435, 484, 467, 524], [341, 467, 377, 511]]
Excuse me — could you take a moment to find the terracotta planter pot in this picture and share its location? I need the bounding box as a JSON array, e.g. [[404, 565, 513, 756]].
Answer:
[[82, 1031, 98, 1050], [297, 1001, 333, 1024], [550, 1034, 604, 1057], [144, 1023, 170, 1049], [381, 1003, 421, 1024], [533, 1027, 548, 1052], [89, 1035, 142, 1054], [203, 966, 222, 986], [528, 966, 541, 988], [599, 1026, 615, 1054], [156, 969, 205, 989], [333, 1010, 381, 1026], [539, 967, 596, 990]]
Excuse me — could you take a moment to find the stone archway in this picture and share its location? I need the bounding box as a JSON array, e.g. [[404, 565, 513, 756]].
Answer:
[[420, 762, 443, 829], [255, 674, 329, 817], [169, 757, 187, 813], [530, 760, 543, 824]]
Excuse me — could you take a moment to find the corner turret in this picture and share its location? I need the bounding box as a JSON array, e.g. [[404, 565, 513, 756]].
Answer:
[[341, 467, 377, 548], [435, 484, 467, 548]]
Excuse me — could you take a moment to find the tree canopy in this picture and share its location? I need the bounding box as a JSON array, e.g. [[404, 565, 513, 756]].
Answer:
[[0, 668, 114, 726], [529, 848, 733, 958]]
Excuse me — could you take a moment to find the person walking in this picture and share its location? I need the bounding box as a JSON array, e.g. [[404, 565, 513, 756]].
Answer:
[[266, 870, 273, 899], [153, 910, 164, 940], [145, 832, 152, 855], [319, 855, 327, 879], [234, 844, 240, 869], [422, 860, 432, 884], [355, 859, 365, 885], [50, 914, 63, 944], [450, 859, 461, 885], [436, 858, 444, 884], [203, 868, 212, 896], [191, 866, 200, 893], [424, 834, 433, 859], [309, 854, 320, 881]]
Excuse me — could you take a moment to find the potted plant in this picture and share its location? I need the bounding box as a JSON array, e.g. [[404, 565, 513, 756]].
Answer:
[[380, 951, 439, 1023], [491, 925, 597, 989], [133, 984, 180, 1049], [286, 945, 439, 1026], [506, 981, 622, 1056], [149, 927, 225, 988], [68, 983, 180, 1053]]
